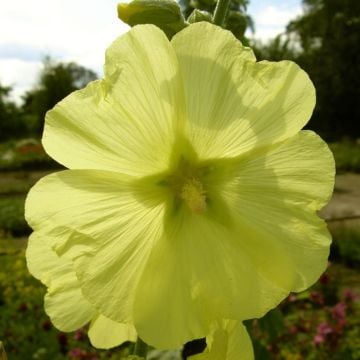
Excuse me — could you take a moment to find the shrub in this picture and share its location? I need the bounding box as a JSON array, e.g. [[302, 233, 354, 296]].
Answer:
[[329, 141, 360, 173], [331, 227, 360, 267], [0, 139, 59, 171], [0, 197, 30, 237]]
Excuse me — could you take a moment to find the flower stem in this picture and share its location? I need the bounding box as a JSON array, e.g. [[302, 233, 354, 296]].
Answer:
[[133, 337, 148, 358], [0, 342, 7, 360], [212, 0, 231, 27]]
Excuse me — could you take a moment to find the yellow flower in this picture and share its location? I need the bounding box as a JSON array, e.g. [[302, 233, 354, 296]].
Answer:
[[25, 22, 334, 349], [26, 232, 137, 349]]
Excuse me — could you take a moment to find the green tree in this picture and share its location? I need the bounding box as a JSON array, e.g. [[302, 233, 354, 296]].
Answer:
[[0, 83, 23, 140], [287, 0, 360, 140], [252, 35, 297, 62], [22, 58, 97, 134]]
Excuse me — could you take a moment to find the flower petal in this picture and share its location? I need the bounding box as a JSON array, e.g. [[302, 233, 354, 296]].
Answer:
[[191, 321, 254, 360], [26, 232, 94, 331], [133, 210, 287, 349], [26, 169, 166, 323], [88, 314, 137, 349], [172, 22, 315, 160], [221, 130, 335, 291], [43, 25, 184, 176]]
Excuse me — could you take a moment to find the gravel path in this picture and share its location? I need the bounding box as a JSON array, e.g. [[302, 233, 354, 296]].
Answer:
[[321, 173, 360, 223]]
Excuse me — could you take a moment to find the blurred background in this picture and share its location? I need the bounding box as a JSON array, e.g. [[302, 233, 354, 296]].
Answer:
[[0, 0, 359, 359]]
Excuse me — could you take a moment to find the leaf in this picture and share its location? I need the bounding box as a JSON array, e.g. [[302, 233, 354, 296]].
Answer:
[[251, 338, 273, 360], [187, 9, 212, 23], [258, 308, 285, 341]]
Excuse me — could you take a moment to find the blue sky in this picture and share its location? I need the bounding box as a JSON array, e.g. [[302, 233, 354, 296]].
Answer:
[[0, 0, 302, 102]]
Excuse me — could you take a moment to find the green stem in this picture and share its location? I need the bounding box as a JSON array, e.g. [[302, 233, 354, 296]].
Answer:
[[212, 0, 231, 27], [0, 342, 7, 360], [133, 337, 148, 358]]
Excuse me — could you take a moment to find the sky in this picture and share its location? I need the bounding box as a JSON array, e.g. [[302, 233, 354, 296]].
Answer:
[[0, 0, 302, 102]]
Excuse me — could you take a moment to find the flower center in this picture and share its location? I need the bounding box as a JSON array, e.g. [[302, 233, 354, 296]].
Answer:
[[180, 177, 207, 214]]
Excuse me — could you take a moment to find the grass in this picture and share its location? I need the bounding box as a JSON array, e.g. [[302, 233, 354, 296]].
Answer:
[[0, 196, 30, 237]]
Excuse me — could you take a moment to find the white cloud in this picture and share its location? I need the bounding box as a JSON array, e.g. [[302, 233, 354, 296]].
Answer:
[[248, 27, 285, 42], [247, 3, 302, 41], [0, 59, 42, 103], [256, 5, 301, 27], [0, 0, 129, 102]]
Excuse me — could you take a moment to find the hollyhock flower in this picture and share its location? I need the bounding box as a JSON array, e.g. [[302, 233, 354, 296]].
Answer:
[[25, 22, 334, 349]]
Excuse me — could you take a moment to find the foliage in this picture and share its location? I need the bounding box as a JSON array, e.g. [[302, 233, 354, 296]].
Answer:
[[179, 0, 253, 42], [253, 0, 360, 141], [0, 84, 23, 141], [329, 141, 360, 173], [0, 243, 133, 359], [22, 58, 97, 135], [0, 197, 29, 237], [288, 0, 360, 140], [248, 264, 360, 359], [0, 138, 58, 171], [331, 226, 360, 267], [252, 35, 297, 62]]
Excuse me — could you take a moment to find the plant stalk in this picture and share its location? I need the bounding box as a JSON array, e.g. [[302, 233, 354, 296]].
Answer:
[[212, 0, 231, 27]]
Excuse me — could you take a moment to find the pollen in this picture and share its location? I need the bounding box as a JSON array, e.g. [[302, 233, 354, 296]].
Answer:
[[180, 178, 207, 214]]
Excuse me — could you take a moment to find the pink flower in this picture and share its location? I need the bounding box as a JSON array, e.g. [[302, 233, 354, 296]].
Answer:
[[331, 302, 346, 322], [69, 348, 86, 358], [74, 328, 86, 341], [342, 289, 358, 303], [314, 334, 325, 345], [310, 291, 324, 305], [317, 322, 333, 336], [287, 294, 297, 302], [314, 322, 333, 346]]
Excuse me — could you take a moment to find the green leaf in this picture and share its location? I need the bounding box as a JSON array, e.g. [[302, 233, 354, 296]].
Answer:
[[251, 338, 273, 360], [118, 0, 187, 38], [0, 342, 7, 360], [258, 308, 285, 341], [226, 11, 247, 39], [187, 9, 213, 23]]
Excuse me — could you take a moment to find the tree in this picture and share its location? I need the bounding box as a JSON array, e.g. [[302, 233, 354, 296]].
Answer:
[[287, 0, 360, 140], [22, 58, 97, 134], [252, 35, 297, 62], [0, 83, 23, 140]]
